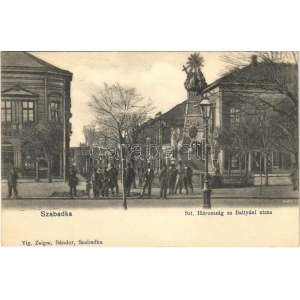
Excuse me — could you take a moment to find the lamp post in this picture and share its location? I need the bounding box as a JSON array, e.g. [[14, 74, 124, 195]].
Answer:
[[199, 98, 212, 209], [120, 130, 129, 210]]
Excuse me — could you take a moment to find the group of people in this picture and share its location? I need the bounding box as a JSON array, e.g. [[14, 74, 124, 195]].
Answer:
[[86, 164, 120, 198], [82, 162, 135, 199], [68, 160, 194, 199], [138, 160, 193, 199], [158, 160, 193, 199]]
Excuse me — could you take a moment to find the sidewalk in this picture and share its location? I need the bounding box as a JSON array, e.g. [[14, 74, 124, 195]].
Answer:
[[1, 180, 298, 199]]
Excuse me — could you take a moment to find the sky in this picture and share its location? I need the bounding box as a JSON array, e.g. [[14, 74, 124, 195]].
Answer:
[[33, 52, 235, 147]]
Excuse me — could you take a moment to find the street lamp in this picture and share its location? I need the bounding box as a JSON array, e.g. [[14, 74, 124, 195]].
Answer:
[[199, 98, 212, 209]]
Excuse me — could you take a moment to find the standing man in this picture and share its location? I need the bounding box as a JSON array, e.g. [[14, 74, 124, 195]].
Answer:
[[69, 166, 78, 199], [91, 168, 100, 198], [125, 162, 135, 197], [175, 160, 184, 194], [168, 161, 177, 195], [7, 166, 18, 198], [102, 165, 110, 197], [109, 163, 119, 195], [139, 162, 154, 198], [159, 164, 168, 199], [183, 161, 194, 194], [97, 167, 104, 197]]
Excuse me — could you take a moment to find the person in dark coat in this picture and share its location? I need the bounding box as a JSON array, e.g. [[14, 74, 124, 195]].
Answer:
[[168, 162, 177, 195], [213, 162, 222, 188], [175, 160, 184, 194], [109, 164, 119, 195], [86, 179, 92, 198], [159, 164, 168, 199], [183, 162, 194, 194], [125, 162, 135, 197], [7, 166, 18, 198], [91, 167, 101, 198], [102, 166, 110, 197], [69, 167, 78, 199], [139, 162, 154, 198]]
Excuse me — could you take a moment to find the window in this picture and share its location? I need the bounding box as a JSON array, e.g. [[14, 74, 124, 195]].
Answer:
[[1, 101, 12, 123], [22, 101, 34, 122], [230, 107, 240, 125], [49, 102, 60, 122]]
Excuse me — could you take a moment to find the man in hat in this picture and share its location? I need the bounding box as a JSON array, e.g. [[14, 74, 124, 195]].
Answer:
[[175, 160, 184, 194], [125, 162, 135, 197], [168, 161, 177, 195], [139, 162, 154, 198], [102, 165, 110, 197], [183, 161, 194, 194], [69, 166, 78, 199], [159, 164, 168, 199], [91, 167, 101, 198], [109, 163, 119, 195], [7, 166, 19, 198]]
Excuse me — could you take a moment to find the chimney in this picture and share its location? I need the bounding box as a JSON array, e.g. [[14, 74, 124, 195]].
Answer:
[[251, 55, 258, 67], [155, 112, 162, 118]]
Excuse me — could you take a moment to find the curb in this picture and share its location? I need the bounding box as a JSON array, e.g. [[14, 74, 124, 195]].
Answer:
[[2, 196, 299, 200]]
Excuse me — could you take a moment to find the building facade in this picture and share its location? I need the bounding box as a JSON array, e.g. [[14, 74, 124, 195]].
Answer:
[[137, 102, 186, 172], [203, 56, 297, 177], [138, 54, 297, 184], [1, 52, 73, 179]]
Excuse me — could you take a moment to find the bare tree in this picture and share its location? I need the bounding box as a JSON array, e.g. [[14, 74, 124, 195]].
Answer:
[[217, 94, 284, 187], [22, 123, 63, 183], [83, 124, 110, 147], [88, 83, 155, 209], [220, 51, 298, 165]]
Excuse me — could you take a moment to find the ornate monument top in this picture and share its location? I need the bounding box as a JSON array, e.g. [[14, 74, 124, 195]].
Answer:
[[182, 53, 207, 95]]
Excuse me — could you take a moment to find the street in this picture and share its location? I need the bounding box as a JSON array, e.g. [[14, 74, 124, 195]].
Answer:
[[2, 193, 298, 211], [2, 179, 298, 210]]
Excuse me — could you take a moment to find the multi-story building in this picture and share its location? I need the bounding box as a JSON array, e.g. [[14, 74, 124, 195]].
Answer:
[[204, 56, 297, 177], [1, 52, 73, 179]]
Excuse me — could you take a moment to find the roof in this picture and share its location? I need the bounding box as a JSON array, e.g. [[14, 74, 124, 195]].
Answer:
[[141, 100, 186, 129], [204, 61, 298, 92], [161, 100, 186, 122], [1, 51, 72, 77]]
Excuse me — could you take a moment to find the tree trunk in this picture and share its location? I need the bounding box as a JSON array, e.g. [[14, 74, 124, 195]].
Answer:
[[228, 156, 232, 179], [239, 153, 243, 176], [131, 158, 137, 189], [120, 146, 127, 210], [48, 157, 52, 183], [264, 152, 269, 186], [245, 153, 249, 176], [35, 160, 40, 182], [260, 153, 263, 196]]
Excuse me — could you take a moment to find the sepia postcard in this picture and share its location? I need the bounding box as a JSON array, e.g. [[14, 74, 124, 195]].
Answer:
[[1, 51, 299, 246]]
